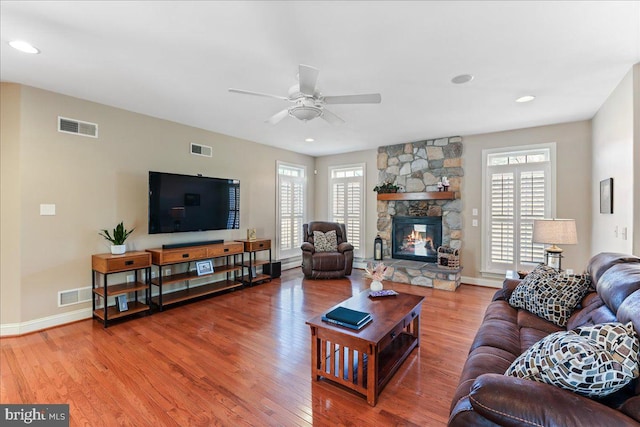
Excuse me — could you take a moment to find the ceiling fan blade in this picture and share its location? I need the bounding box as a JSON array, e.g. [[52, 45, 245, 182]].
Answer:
[[265, 108, 290, 124], [298, 64, 319, 96], [323, 93, 382, 104], [229, 88, 289, 101], [321, 108, 345, 125]]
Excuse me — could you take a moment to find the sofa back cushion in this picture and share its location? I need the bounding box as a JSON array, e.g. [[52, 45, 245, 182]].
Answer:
[[587, 252, 640, 288]]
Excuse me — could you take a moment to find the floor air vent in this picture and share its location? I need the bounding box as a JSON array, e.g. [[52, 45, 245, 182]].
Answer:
[[58, 286, 92, 307], [58, 116, 98, 138], [191, 143, 212, 157]]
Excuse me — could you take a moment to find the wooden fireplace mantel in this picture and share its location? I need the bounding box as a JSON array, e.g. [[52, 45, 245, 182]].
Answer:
[[376, 191, 456, 201]]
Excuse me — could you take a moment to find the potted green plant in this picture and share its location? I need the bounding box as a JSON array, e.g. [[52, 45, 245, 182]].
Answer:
[[99, 222, 135, 255], [373, 181, 402, 193]]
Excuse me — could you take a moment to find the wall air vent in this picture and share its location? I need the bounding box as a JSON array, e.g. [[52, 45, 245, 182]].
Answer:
[[58, 286, 92, 307], [190, 142, 213, 157], [58, 116, 98, 138]]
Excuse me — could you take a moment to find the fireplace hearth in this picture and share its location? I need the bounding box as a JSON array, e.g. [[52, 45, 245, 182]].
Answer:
[[392, 216, 442, 263]]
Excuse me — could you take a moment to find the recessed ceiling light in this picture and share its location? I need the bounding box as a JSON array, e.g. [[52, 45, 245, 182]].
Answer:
[[305, 138, 315, 142], [516, 95, 536, 103], [9, 40, 40, 54], [451, 74, 474, 84]]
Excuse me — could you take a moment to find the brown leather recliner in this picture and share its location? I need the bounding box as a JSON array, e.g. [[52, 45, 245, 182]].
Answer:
[[301, 222, 354, 279]]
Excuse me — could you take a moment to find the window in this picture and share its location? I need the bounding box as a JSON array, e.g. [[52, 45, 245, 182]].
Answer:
[[277, 162, 306, 259], [483, 145, 555, 273], [329, 164, 365, 258]]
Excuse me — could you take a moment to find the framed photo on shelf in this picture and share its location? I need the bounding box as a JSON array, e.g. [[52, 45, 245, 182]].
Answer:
[[247, 228, 257, 241], [196, 260, 214, 276], [600, 178, 613, 214], [116, 295, 129, 312]]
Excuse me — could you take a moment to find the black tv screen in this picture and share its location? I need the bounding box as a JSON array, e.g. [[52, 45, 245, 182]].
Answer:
[[148, 171, 240, 234]]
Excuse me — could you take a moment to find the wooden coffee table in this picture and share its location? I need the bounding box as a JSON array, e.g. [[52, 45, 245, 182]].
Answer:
[[306, 290, 424, 406]]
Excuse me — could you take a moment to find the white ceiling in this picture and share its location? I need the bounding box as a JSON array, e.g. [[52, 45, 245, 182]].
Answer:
[[1, 1, 639, 157]]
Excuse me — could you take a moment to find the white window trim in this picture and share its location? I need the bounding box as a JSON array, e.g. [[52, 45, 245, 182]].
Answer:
[[276, 161, 307, 260], [328, 163, 366, 259], [481, 142, 557, 275]]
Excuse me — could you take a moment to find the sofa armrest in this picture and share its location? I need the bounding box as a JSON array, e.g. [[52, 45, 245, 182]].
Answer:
[[337, 242, 354, 253], [469, 374, 639, 427], [301, 242, 315, 253], [492, 278, 521, 301]]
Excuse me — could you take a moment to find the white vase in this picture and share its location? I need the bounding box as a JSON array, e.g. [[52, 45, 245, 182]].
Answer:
[[110, 244, 126, 255], [370, 280, 383, 291]]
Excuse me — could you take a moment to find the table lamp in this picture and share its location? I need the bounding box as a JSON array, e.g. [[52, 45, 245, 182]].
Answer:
[[532, 219, 577, 270]]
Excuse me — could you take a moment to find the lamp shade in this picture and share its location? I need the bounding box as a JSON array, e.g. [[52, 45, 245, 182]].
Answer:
[[533, 219, 578, 248]]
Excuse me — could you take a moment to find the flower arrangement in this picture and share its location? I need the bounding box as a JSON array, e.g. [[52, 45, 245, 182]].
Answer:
[[373, 181, 402, 193], [364, 262, 387, 282]]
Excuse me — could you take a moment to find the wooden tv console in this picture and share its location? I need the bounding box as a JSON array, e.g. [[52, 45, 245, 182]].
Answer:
[[146, 241, 245, 311]]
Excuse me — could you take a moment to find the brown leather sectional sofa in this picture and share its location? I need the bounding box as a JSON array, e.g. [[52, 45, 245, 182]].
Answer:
[[449, 252, 640, 426]]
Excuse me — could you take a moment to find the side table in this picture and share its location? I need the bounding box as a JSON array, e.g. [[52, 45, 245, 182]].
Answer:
[[235, 238, 272, 286]]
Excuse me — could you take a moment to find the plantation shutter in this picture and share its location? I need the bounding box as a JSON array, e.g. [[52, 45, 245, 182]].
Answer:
[[485, 148, 551, 272], [329, 165, 364, 258], [519, 170, 546, 263], [277, 163, 306, 259], [490, 172, 515, 264]]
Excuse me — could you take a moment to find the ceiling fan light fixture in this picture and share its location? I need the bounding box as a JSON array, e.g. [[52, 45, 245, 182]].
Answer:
[[289, 105, 322, 122], [451, 74, 474, 84]]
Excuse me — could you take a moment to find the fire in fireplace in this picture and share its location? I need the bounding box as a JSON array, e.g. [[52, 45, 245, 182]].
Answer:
[[392, 216, 442, 263]]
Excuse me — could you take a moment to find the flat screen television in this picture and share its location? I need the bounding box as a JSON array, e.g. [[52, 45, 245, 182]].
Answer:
[[148, 171, 240, 234]]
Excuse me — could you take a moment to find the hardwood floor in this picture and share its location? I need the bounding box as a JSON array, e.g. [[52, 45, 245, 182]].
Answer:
[[1, 268, 496, 426]]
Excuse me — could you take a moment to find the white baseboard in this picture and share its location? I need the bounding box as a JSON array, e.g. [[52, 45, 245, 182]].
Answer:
[[281, 257, 301, 271], [0, 307, 92, 337], [461, 275, 503, 288]]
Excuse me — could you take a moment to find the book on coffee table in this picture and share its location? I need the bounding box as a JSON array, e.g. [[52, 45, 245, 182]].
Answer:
[[321, 314, 372, 330], [323, 306, 372, 328]]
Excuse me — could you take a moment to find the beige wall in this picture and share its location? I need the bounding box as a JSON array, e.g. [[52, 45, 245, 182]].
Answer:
[[0, 84, 22, 324], [4, 64, 637, 330], [461, 121, 592, 279], [635, 64, 640, 254], [1, 84, 314, 329], [314, 149, 378, 257], [592, 68, 635, 254]]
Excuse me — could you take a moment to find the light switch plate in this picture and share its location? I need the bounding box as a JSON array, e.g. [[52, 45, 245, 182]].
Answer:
[[40, 204, 56, 216], [472, 219, 478, 227], [472, 208, 478, 216]]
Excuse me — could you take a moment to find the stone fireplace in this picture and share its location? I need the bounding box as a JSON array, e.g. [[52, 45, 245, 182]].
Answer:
[[376, 136, 463, 291], [392, 216, 442, 262]]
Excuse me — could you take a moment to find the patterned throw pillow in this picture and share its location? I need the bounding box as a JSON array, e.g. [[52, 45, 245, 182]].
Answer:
[[508, 264, 591, 327], [313, 230, 338, 252], [505, 322, 640, 397]]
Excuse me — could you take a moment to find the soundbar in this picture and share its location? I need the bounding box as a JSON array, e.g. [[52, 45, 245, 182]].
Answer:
[[162, 239, 224, 249]]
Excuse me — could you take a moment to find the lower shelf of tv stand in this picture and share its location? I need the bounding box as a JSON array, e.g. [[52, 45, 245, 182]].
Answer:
[[93, 301, 150, 321], [151, 280, 243, 308]]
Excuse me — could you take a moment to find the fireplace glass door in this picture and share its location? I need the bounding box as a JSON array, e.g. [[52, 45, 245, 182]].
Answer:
[[392, 216, 442, 262]]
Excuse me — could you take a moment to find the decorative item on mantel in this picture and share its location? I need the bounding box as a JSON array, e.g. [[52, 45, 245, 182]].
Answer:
[[99, 221, 135, 255], [437, 176, 450, 192], [365, 262, 387, 291], [373, 181, 402, 194]]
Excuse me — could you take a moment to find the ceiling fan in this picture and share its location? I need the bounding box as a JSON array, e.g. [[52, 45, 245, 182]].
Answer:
[[228, 64, 381, 125]]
